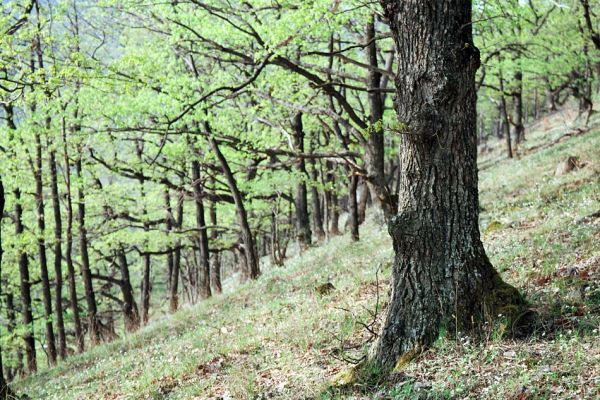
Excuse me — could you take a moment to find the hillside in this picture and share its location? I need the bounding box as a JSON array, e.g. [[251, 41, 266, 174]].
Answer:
[[16, 111, 600, 399]]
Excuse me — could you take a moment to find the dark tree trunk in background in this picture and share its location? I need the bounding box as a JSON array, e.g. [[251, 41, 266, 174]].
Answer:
[[512, 71, 525, 143], [34, 133, 58, 366], [5, 293, 22, 381], [117, 249, 140, 332], [208, 135, 260, 279], [357, 178, 369, 224], [330, 191, 341, 236], [370, 0, 523, 373], [192, 160, 212, 299], [136, 143, 152, 324], [49, 149, 67, 359], [348, 175, 359, 241], [324, 160, 340, 236], [0, 178, 7, 395], [15, 190, 36, 373], [62, 124, 84, 353], [209, 188, 222, 294], [364, 17, 394, 220], [76, 158, 100, 345], [309, 157, 325, 242], [291, 113, 312, 250], [501, 95, 513, 159], [170, 190, 184, 312], [164, 189, 174, 294]]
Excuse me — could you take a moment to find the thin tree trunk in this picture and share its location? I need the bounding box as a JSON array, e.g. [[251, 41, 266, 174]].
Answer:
[[369, 0, 523, 373], [512, 71, 525, 143], [309, 157, 325, 241], [48, 149, 67, 359], [291, 113, 312, 250], [117, 249, 140, 332], [75, 158, 100, 345], [192, 160, 211, 299], [364, 17, 394, 220], [170, 189, 184, 312], [33, 132, 58, 365], [15, 189, 36, 373], [357, 178, 369, 224], [62, 120, 84, 353], [500, 96, 513, 159], [499, 72, 513, 159], [207, 134, 260, 279], [0, 178, 7, 394], [164, 189, 174, 294], [5, 293, 22, 381], [209, 183, 222, 293], [348, 175, 359, 241]]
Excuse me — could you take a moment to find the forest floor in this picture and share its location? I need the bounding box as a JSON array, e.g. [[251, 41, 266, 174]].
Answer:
[[18, 108, 600, 399]]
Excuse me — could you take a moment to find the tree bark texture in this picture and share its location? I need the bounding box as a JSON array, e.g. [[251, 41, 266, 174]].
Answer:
[[370, 0, 523, 373]]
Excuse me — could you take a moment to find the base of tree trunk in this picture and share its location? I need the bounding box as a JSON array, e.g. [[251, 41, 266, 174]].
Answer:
[[0, 384, 17, 400], [331, 268, 526, 387]]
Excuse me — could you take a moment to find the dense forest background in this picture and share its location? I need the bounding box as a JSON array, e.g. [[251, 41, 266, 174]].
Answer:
[[1, 0, 599, 398]]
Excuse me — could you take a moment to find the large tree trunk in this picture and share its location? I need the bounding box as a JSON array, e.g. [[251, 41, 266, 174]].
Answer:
[[15, 190, 36, 373], [75, 158, 100, 345], [369, 0, 523, 373], [291, 113, 312, 250], [34, 133, 58, 366], [192, 160, 212, 299], [208, 134, 260, 279], [49, 149, 67, 360]]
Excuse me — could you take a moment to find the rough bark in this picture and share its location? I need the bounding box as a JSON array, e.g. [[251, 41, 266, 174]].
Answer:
[[208, 134, 260, 279], [75, 158, 100, 345], [192, 160, 212, 299], [369, 0, 523, 373]]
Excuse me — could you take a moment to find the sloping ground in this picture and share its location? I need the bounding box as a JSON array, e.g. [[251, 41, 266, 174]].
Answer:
[[18, 114, 600, 399]]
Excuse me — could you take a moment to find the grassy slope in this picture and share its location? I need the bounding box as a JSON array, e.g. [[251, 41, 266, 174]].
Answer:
[[19, 111, 600, 399]]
